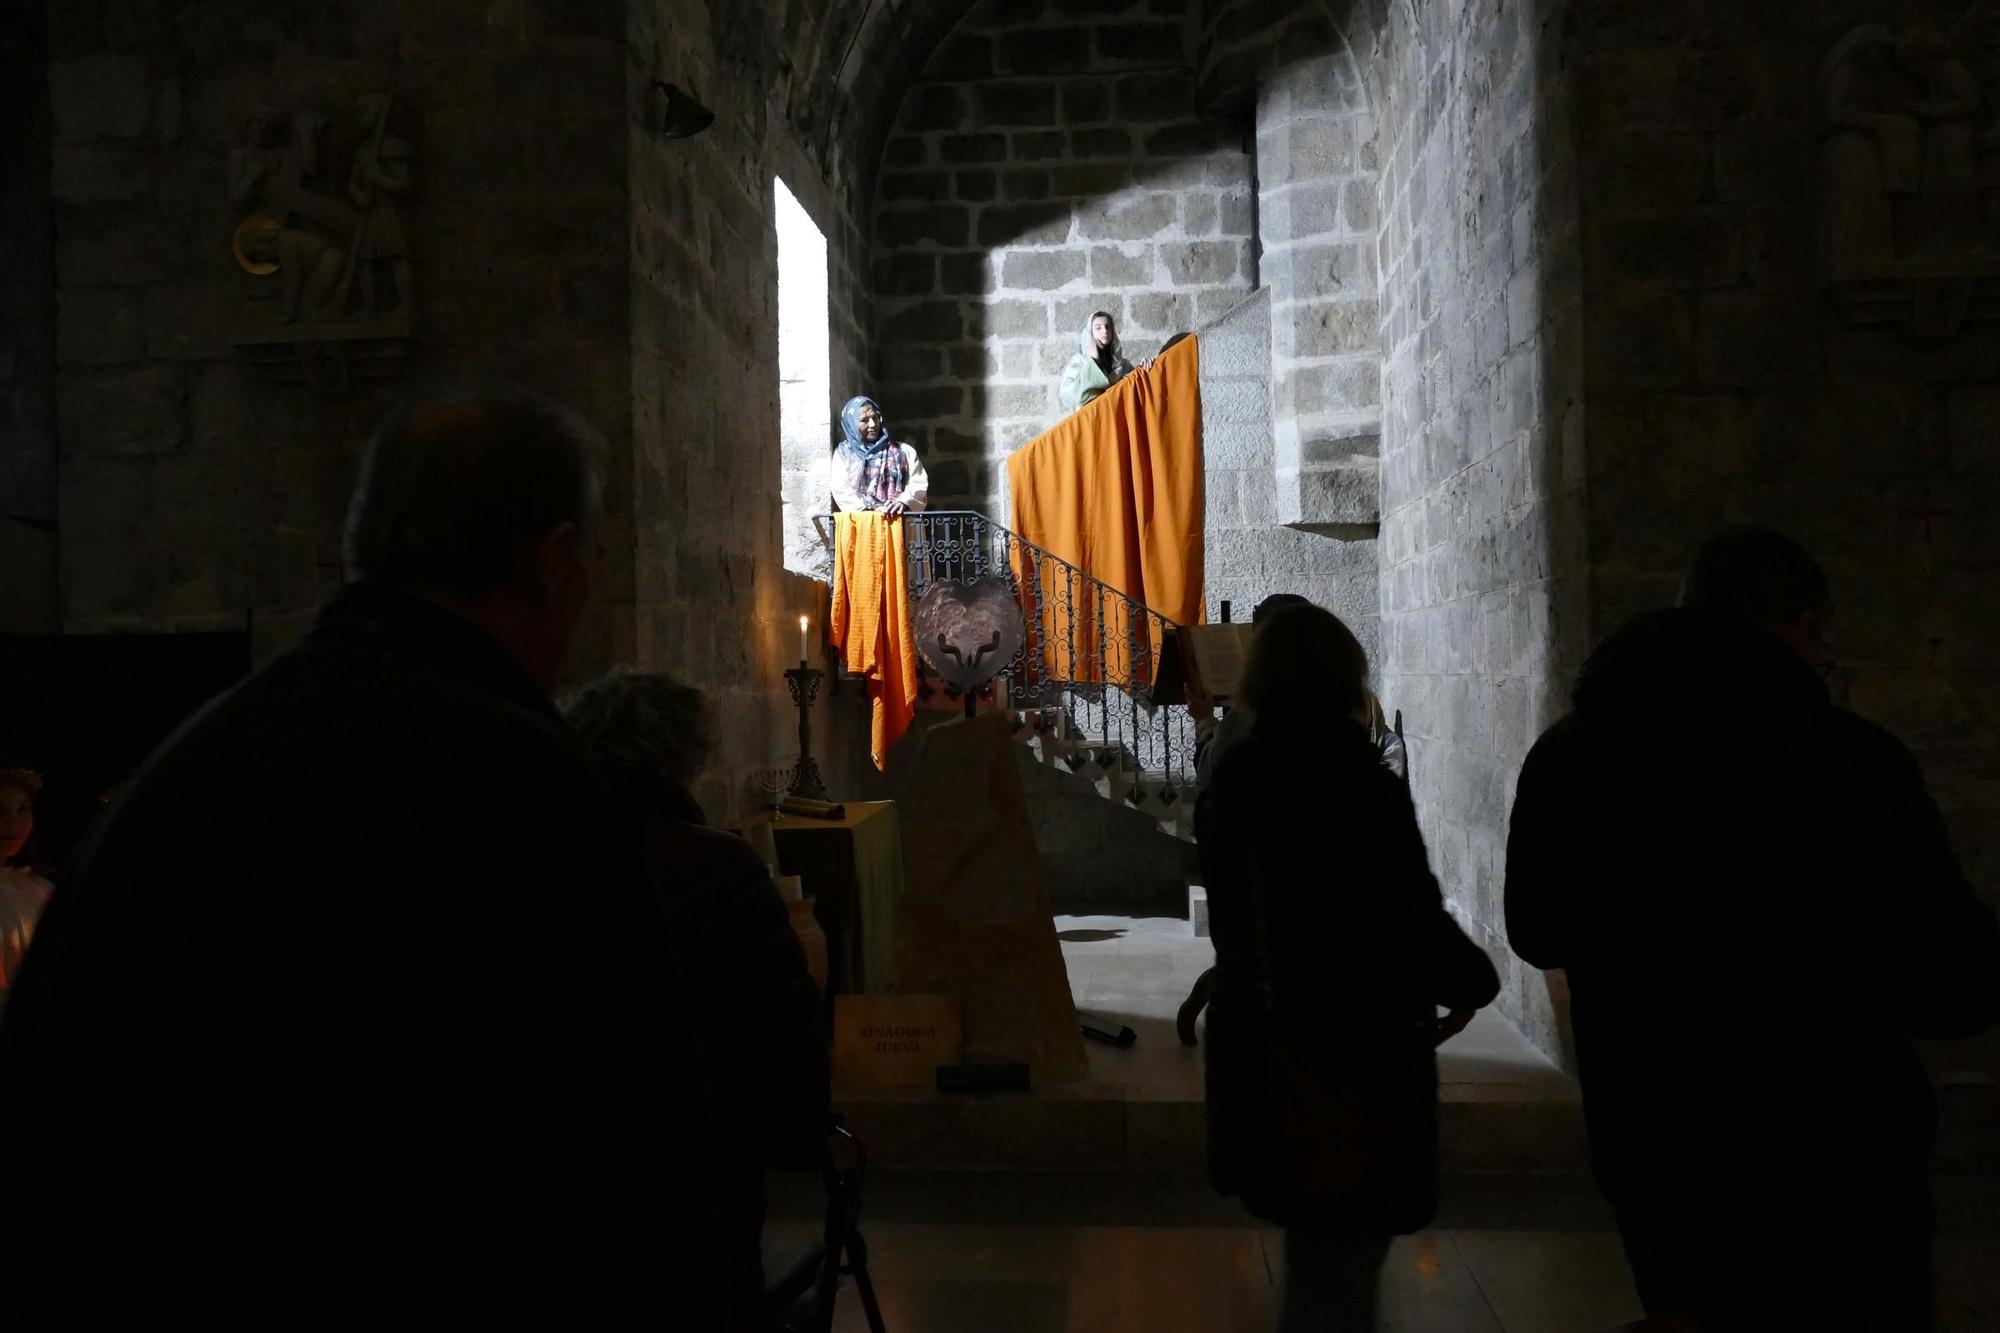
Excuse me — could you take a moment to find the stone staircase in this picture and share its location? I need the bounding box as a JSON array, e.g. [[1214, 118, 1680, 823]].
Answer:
[[1007, 701, 1196, 839], [826, 507, 1208, 914], [858, 706, 1197, 916]]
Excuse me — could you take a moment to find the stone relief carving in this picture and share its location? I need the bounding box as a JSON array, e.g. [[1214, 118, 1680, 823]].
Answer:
[[227, 94, 417, 393], [1819, 8, 2000, 333]]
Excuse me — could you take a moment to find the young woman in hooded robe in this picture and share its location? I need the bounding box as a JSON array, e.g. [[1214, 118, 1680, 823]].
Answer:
[[1058, 310, 1137, 413]]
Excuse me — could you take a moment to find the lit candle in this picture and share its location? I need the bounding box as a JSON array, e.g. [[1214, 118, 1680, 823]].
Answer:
[[799, 614, 810, 666]]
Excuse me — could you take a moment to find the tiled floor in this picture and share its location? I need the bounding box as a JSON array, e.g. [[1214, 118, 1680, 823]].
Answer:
[[1053, 912, 1577, 1106], [780, 912, 2000, 1331], [764, 1215, 1641, 1332], [767, 1197, 2000, 1332]]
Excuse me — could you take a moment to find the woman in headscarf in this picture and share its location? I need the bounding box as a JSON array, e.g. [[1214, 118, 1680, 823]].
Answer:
[[1058, 310, 1136, 413], [830, 395, 928, 517]]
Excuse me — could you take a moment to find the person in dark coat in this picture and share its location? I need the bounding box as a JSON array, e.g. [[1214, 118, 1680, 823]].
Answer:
[[0, 390, 727, 1327], [563, 670, 831, 1332], [1196, 602, 1499, 1332], [1505, 525, 2000, 1333]]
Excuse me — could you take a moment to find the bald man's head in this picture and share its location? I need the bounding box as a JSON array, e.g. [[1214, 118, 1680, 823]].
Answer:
[[343, 388, 604, 596]]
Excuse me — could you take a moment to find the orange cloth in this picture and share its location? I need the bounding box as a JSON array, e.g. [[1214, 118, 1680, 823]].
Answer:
[[1005, 333, 1204, 689], [831, 512, 921, 770]]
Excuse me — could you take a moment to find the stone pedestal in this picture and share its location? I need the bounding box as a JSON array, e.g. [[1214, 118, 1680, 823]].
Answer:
[[893, 711, 1088, 1080]]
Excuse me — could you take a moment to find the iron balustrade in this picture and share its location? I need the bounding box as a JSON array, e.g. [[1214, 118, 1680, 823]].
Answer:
[[815, 510, 1199, 804]]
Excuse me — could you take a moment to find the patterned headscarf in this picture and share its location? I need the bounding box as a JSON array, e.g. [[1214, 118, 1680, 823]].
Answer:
[[836, 395, 909, 509]]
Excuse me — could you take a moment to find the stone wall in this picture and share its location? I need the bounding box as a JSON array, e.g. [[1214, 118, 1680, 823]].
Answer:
[[40, 4, 636, 667], [1571, 0, 2000, 1079], [1193, 0, 1582, 1055], [1370, 0, 1587, 1059], [1194, 11, 1388, 652], [870, 0, 1256, 519], [1196, 286, 1378, 634], [1, 0, 56, 634], [33, 1, 879, 821], [1198, 287, 1277, 622], [1254, 51, 1383, 537], [626, 1, 877, 819]]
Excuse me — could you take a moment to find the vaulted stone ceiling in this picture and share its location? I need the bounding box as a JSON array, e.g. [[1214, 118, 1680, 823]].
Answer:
[[750, 0, 1407, 186], [739, 0, 982, 175]]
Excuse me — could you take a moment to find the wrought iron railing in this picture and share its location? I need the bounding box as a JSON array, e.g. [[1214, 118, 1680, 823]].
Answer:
[[817, 510, 1199, 804]]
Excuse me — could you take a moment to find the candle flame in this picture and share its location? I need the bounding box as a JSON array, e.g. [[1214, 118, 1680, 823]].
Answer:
[[799, 614, 809, 631]]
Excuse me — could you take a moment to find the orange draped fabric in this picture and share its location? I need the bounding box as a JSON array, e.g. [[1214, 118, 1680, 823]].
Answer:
[[831, 512, 921, 770], [1005, 333, 1204, 689]]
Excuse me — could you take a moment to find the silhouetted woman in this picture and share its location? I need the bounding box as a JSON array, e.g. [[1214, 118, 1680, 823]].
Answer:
[[1196, 604, 1498, 1331]]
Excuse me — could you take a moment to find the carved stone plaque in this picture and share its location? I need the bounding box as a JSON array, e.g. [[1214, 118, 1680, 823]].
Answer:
[[1821, 12, 2000, 334], [226, 95, 418, 393]]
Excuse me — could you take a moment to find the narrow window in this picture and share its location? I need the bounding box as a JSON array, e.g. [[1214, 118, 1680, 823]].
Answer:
[[775, 176, 831, 576]]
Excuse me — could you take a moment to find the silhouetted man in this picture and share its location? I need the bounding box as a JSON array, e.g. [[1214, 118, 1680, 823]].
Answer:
[[0, 390, 726, 1326], [1506, 526, 2000, 1333]]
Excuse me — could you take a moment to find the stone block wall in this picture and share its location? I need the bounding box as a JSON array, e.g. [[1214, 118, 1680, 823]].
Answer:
[[870, 0, 1256, 520], [1197, 286, 1379, 641], [1188, 5, 1394, 653], [1254, 50, 1384, 533], [1371, 0, 1586, 1059], [1, 0, 56, 633], [629, 2, 877, 819], [1193, 0, 1580, 1056], [1571, 0, 2000, 1080], [32, 0, 878, 822], [39, 4, 637, 669]]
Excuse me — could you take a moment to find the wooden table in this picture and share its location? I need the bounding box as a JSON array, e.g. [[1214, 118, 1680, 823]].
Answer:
[[771, 800, 904, 1000]]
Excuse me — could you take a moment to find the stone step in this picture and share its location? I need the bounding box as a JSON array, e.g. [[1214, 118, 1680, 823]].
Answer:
[[1188, 878, 1209, 937], [834, 914, 1589, 1175]]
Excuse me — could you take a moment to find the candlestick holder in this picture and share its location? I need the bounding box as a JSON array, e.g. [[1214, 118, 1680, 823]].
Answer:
[[783, 664, 828, 799]]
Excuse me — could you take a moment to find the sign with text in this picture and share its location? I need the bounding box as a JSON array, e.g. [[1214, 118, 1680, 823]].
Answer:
[[832, 993, 963, 1089]]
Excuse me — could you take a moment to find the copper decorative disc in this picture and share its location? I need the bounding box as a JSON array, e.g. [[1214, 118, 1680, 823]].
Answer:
[[914, 577, 1026, 693], [231, 214, 282, 275]]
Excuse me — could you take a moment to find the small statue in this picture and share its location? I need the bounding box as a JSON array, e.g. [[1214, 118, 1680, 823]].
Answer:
[[343, 94, 416, 319], [228, 105, 315, 218], [1901, 25, 1983, 256], [1821, 25, 1919, 278]]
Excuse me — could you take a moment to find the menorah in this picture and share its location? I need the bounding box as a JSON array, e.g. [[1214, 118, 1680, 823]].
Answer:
[[752, 765, 793, 811]]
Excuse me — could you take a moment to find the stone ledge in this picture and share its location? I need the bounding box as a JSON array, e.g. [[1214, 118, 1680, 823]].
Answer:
[[1276, 454, 1380, 528]]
